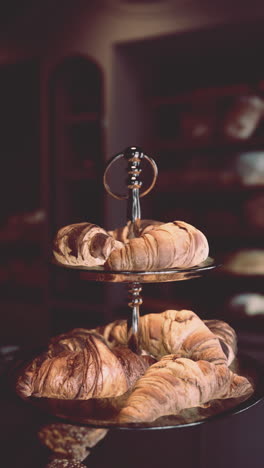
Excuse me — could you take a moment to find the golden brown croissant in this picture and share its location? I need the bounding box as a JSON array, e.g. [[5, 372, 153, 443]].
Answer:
[[96, 309, 227, 365], [53, 222, 123, 267], [117, 356, 253, 423], [108, 219, 163, 243], [16, 331, 154, 400], [105, 221, 209, 271], [205, 319, 237, 366]]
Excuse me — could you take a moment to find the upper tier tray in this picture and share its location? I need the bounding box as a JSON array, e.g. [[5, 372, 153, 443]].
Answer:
[[53, 256, 217, 283]]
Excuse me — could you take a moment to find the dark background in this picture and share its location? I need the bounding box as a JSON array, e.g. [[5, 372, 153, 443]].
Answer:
[[1, 1, 264, 467]]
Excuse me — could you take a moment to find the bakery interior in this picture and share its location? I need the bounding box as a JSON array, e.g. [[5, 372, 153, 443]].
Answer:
[[1, 1, 264, 467]]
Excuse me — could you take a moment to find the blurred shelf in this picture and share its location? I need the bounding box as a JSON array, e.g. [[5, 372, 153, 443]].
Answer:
[[148, 136, 264, 154], [147, 83, 258, 107], [49, 298, 106, 314], [156, 172, 264, 194], [64, 111, 100, 124], [62, 168, 98, 181], [0, 300, 50, 346], [0, 299, 45, 309]]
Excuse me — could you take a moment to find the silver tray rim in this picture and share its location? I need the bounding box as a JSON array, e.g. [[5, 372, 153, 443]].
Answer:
[[53, 256, 219, 283]]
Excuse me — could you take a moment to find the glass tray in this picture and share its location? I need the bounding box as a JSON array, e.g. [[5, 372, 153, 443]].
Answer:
[[53, 256, 218, 283], [27, 354, 264, 431]]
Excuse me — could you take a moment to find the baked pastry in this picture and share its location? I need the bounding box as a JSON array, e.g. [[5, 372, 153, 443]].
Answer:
[[53, 219, 208, 270], [38, 424, 108, 461], [204, 319, 237, 366], [15, 313, 251, 424], [108, 219, 163, 243], [16, 331, 154, 400], [117, 356, 253, 423], [96, 309, 228, 365], [106, 221, 209, 271], [53, 222, 123, 267]]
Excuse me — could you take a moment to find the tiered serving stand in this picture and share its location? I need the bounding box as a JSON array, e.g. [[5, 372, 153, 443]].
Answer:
[[33, 147, 263, 430]]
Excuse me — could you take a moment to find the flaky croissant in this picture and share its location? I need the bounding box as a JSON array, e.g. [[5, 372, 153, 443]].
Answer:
[[16, 331, 154, 400], [205, 319, 237, 366], [53, 219, 208, 270], [105, 221, 209, 270], [117, 356, 253, 423], [96, 309, 228, 365], [53, 222, 123, 267], [108, 219, 163, 243]]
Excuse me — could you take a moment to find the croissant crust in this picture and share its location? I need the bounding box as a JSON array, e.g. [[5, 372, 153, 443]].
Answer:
[[106, 221, 209, 271], [16, 331, 154, 400], [15, 311, 250, 424], [96, 309, 228, 365], [53, 220, 209, 270], [53, 222, 123, 267], [118, 356, 253, 423]]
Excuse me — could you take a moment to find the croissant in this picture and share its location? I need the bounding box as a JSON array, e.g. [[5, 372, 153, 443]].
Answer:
[[96, 309, 228, 365], [205, 319, 237, 366], [105, 221, 209, 271], [53, 222, 123, 267], [16, 332, 154, 400], [117, 356, 253, 423], [108, 219, 163, 243]]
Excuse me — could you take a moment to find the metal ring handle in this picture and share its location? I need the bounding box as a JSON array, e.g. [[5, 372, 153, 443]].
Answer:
[[103, 151, 158, 200]]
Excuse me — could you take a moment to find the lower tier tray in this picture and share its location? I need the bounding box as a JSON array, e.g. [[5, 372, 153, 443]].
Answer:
[[26, 354, 264, 431]]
